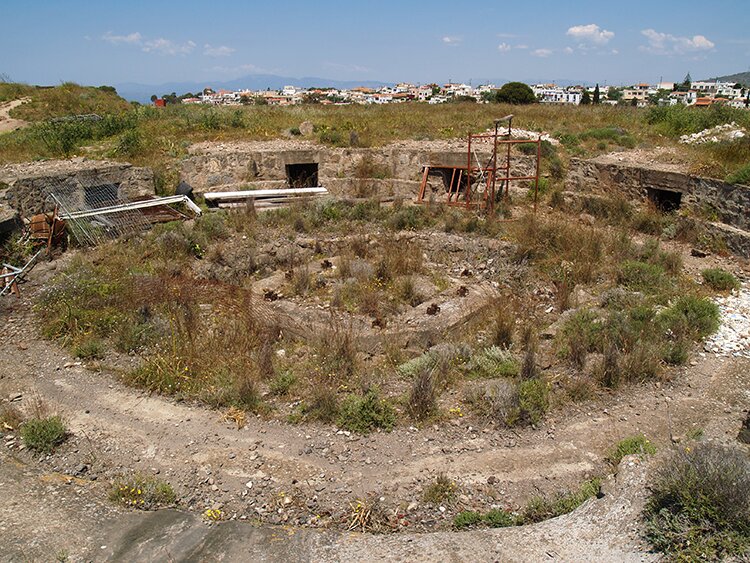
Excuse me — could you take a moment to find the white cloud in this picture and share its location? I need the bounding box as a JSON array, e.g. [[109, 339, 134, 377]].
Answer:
[[442, 36, 462, 46], [566, 24, 614, 45], [496, 33, 518, 39], [515, 44, 529, 50], [640, 29, 715, 55], [497, 42, 511, 53], [142, 38, 196, 56], [204, 44, 235, 57], [564, 46, 574, 55], [102, 31, 142, 45], [531, 48, 553, 58]]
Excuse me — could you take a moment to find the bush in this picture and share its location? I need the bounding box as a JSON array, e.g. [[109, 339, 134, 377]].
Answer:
[[422, 473, 456, 504], [617, 260, 666, 293], [407, 364, 439, 421], [484, 508, 516, 528], [453, 510, 484, 529], [338, 389, 396, 434], [465, 379, 519, 426], [468, 346, 518, 379], [657, 295, 720, 341], [109, 473, 177, 510], [269, 371, 296, 396], [20, 415, 67, 453], [73, 338, 105, 360], [644, 443, 750, 560], [701, 268, 740, 291], [520, 478, 601, 524], [726, 162, 750, 185], [607, 434, 656, 465], [518, 378, 548, 425]]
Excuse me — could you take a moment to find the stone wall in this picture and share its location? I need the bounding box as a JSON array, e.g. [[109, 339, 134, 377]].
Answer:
[[567, 157, 750, 256], [180, 140, 537, 200], [0, 158, 154, 217]]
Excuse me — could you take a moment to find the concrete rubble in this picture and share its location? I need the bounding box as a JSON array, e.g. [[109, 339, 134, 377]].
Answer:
[[705, 282, 750, 358], [679, 122, 746, 145]]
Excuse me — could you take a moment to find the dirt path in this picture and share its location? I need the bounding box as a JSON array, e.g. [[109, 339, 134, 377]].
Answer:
[[0, 98, 29, 133], [0, 264, 748, 561]]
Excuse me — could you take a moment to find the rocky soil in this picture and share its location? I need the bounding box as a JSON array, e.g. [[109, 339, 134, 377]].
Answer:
[[1, 238, 748, 560]]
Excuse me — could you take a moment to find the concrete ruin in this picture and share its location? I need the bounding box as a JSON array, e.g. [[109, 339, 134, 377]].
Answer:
[[566, 156, 750, 256], [0, 158, 154, 218]]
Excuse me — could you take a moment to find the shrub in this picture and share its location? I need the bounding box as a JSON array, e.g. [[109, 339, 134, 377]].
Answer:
[[407, 364, 439, 421], [422, 473, 457, 504], [490, 302, 515, 349], [20, 415, 67, 453], [617, 260, 666, 293], [520, 478, 601, 524], [607, 434, 656, 465], [701, 268, 740, 291], [644, 444, 750, 560], [109, 473, 176, 510], [484, 508, 516, 528], [657, 295, 720, 341], [559, 309, 602, 368], [726, 162, 750, 185], [468, 346, 519, 379], [269, 371, 297, 397], [73, 338, 105, 360], [465, 379, 520, 426], [453, 510, 484, 529], [338, 389, 396, 434], [518, 378, 548, 425]]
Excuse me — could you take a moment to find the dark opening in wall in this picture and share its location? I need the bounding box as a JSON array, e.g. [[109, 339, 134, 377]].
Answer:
[[646, 187, 682, 212], [429, 167, 469, 194], [83, 183, 119, 207], [286, 163, 318, 188]]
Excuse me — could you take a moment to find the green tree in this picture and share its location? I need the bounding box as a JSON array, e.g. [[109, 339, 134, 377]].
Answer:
[[607, 87, 623, 101], [492, 82, 536, 104], [679, 72, 692, 92], [580, 90, 591, 105], [593, 84, 600, 104]]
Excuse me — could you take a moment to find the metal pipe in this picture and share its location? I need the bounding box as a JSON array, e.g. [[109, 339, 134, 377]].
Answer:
[[204, 187, 327, 200], [60, 195, 202, 220]]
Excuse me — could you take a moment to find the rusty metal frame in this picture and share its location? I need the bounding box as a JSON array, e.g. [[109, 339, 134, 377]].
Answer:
[[417, 115, 543, 213]]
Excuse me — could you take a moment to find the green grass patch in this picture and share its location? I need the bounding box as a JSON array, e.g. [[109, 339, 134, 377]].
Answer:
[[20, 415, 67, 453], [607, 434, 657, 465], [520, 478, 602, 524], [109, 473, 177, 510], [337, 388, 396, 434], [701, 268, 740, 291]]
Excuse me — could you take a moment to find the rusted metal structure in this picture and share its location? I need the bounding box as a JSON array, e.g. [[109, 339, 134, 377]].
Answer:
[[417, 115, 543, 212]]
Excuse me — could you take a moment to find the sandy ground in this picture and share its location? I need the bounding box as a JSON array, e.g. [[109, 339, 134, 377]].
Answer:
[[0, 248, 748, 561], [0, 98, 29, 134]]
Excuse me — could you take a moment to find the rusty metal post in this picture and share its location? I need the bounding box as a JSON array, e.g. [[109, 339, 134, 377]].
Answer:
[[534, 137, 542, 212], [466, 132, 473, 208]]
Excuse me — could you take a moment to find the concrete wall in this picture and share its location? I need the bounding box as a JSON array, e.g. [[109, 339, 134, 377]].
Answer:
[[0, 158, 154, 217], [567, 157, 750, 256], [567, 158, 750, 231], [180, 142, 538, 201]]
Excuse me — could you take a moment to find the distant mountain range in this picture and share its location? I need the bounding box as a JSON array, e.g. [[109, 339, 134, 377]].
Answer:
[[702, 71, 750, 86], [115, 74, 391, 103]]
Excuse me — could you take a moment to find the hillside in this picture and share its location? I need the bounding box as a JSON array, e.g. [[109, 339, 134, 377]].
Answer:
[[704, 71, 750, 86], [7, 82, 131, 121]]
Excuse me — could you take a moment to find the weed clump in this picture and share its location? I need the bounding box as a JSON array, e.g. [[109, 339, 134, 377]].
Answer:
[[520, 478, 601, 524], [607, 434, 656, 465], [701, 268, 740, 291], [644, 443, 750, 560], [338, 388, 395, 434], [517, 378, 549, 425], [109, 473, 177, 510], [422, 473, 457, 504], [20, 415, 67, 453]]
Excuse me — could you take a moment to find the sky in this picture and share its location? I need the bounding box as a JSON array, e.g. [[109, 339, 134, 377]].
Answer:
[[2, 0, 749, 89]]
